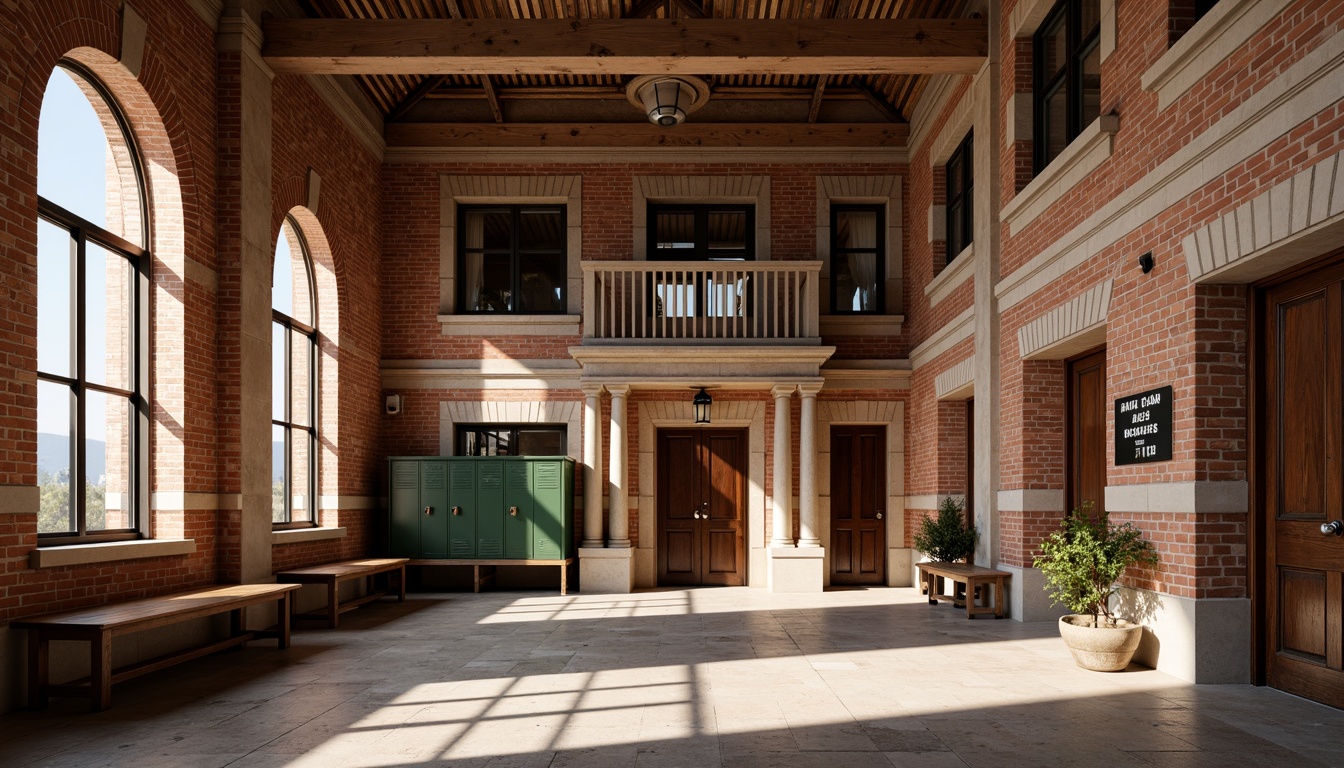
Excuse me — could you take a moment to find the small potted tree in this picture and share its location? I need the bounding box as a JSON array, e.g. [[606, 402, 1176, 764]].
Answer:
[[1033, 504, 1160, 671], [913, 497, 977, 602]]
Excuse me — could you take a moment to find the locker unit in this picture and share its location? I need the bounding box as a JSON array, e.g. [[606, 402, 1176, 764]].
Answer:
[[387, 456, 575, 562]]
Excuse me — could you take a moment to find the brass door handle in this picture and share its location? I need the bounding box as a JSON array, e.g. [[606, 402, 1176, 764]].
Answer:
[[423, 506, 433, 516], [509, 506, 519, 517], [451, 506, 462, 516]]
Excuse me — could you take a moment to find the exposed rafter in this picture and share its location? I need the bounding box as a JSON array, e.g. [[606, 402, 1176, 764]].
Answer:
[[853, 79, 903, 123], [808, 77, 828, 123], [386, 122, 908, 148], [387, 75, 448, 122], [480, 76, 505, 123], [261, 18, 988, 76]]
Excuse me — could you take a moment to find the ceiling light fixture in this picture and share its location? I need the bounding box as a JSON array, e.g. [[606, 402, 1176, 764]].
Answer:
[[626, 75, 710, 127]]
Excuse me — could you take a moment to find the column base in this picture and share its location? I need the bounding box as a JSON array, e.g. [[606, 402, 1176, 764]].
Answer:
[[887, 547, 913, 587], [995, 563, 1067, 622], [579, 547, 635, 594], [768, 547, 825, 592]]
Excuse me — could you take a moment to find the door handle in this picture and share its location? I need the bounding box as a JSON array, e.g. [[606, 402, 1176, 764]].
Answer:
[[451, 506, 462, 516], [693, 512, 701, 519], [1323, 520, 1343, 536], [509, 506, 519, 517], [423, 506, 433, 516], [876, 512, 883, 520]]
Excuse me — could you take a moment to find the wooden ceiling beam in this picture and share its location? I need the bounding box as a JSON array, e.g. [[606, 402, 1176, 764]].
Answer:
[[261, 18, 987, 76], [808, 77, 828, 123], [386, 122, 908, 148], [480, 76, 504, 122], [624, 0, 665, 18], [387, 75, 448, 121], [853, 79, 904, 123]]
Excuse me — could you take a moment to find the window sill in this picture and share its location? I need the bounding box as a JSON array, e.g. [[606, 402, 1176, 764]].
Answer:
[[819, 314, 905, 336], [30, 538, 195, 569], [1000, 114, 1119, 236], [438, 314, 581, 336], [925, 243, 974, 307], [272, 526, 347, 545], [1140, 0, 1278, 110]]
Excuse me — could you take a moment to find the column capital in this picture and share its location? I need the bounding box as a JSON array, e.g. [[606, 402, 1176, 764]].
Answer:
[[770, 384, 797, 399], [581, 384, 606, 398], [606, 384, 632, 398], [797, 382, 824, 398]]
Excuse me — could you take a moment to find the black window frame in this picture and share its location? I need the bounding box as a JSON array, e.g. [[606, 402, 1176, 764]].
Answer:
[[945, 131, 974, 264], [36, 61, 152, 547], [829, 203, 885, 315], [456, 424, 569, 457], [648, 203, 756, 262], [457, 204, 567, 315], [271, 217, 319, 530], [1033, 0, 1102, 174]]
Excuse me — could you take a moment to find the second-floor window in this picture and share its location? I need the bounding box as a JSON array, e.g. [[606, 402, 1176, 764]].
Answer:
[[458, 425, 567, 457], [946, 131, 974, 262], [649, 204, 754, 261], [459, 205, 566, 313], [831, 205, 884, 314], [1035, 0, 1101, 173]]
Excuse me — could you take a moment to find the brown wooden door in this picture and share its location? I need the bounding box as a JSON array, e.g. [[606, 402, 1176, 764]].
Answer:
[[1068, 349, 1107, 516], [657, 428, 748, 586], [1263, 266, 1344, 708], [830, 425, 886, 585]]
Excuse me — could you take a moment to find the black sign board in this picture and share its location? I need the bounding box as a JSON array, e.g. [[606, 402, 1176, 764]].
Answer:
[[1114, 386, 1173, 466]]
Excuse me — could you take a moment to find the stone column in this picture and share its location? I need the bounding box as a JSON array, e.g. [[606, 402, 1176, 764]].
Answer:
[[770, 385, 795, 548], [797, 384, 822, 548], [581, 384, 605, 548], [607, 385, 631, 548]]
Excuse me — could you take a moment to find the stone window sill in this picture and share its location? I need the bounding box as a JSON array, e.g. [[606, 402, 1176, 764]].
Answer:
[[1000, 114, 1119, 236], [30, 538, 195, 569], [438, 314, 581, 336], [1140, 0, 1270, 110], [272, 526, 347, 545], [926, 243, 974, 307], [819, 314, 905, 336]]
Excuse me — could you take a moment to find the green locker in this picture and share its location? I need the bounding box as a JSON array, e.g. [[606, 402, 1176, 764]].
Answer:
[[448, 461, 476, 558], [388, 456, 575, 561]]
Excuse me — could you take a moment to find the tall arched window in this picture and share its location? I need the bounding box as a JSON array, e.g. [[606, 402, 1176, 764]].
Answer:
[[36, 62, 150, 544], [272, 217, 317, 528]]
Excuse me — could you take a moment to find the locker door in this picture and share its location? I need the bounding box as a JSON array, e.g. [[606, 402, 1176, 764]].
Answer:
[[389, 460, 422, 558], [448, 461, 476, 558], [420, 460, 449, 559], [504, 461, 534, 559], [532, 459, 566, 560], [476, 460, 505, 558]]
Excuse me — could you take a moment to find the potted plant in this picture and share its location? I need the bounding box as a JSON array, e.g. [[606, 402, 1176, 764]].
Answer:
[[913, 496, 977, 563], [1033, 504, 1160, 672]]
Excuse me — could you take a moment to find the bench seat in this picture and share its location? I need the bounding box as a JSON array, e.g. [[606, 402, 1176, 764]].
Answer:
[[409, 558, 575, 595], [13, 583, 298, 711], [276, 557, 408, 628], [916, 561, 1011, 619]]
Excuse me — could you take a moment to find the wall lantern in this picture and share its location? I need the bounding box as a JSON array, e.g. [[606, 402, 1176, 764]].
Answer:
[[626, 75, 710, 128], [693, 387, 713, 424]]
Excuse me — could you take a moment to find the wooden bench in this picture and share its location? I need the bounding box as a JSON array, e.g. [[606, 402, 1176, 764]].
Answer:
[[13, 583, 298, 711], [410, 558, 575, 595], [916, 562, 1011, 619], [276, 558, 408, 628]]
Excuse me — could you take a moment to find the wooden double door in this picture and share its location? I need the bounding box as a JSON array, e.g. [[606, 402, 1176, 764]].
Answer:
[[830, 425, 887, 585], [657, 429, 747, 586], [1261, 261, 1344, 708]]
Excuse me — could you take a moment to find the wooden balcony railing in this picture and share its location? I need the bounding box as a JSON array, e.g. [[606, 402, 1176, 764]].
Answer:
[[581, 260, 821, 344]]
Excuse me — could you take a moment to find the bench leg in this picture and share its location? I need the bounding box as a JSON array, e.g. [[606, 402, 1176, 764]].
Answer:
[[278, 594, 292, 649], [560, 563, 568, 596], [327, 580, 341, 629], [27, 630, 49, 710], [91, 631, 113, 712], [397, 565, 407, 602]]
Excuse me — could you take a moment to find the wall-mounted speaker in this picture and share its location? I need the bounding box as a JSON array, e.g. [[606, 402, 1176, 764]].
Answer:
[[385, 394, 403, 416]]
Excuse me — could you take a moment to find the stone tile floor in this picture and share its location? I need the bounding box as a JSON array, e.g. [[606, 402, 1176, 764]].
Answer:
[[1, 587, 1342, 767]]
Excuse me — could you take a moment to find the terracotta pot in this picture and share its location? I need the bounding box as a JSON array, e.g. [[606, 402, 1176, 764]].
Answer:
[[1057, 615, 1143, 672]]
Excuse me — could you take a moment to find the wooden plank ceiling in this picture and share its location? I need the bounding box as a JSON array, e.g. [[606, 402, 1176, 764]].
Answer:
[[293, 0, 974, 131]]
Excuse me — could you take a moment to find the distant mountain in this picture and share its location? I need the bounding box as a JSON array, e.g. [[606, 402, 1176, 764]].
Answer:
[[38, 433, 106, 482]]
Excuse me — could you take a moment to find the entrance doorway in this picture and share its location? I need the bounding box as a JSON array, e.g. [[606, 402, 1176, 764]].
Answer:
[[1067, 348, 1107, 515], [830, 425, 886, 585], [1260, 259, 1344, 708], [657, 428, 748, 586]]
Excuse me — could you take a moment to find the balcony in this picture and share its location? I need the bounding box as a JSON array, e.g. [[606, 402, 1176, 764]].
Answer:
[[581, 260, 822, 345]]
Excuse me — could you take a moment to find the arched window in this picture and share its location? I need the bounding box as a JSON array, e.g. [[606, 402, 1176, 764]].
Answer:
[[272, 217, 317, 528], [36, 62, 149, 544]]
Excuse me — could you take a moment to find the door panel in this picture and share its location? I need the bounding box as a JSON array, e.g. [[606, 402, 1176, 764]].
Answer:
[[503, 461, 533, 560], [830, 425, 886, 585], [532, 460, 566, 560], [658, 428, 747, 586], [448, 461, 476, 558], [420, 460, 450, 559], [476, 461, 505, 558], [390, 460, 422, 558], [1263, 264, 1344, 708], [1068, 349, 1106, 515]]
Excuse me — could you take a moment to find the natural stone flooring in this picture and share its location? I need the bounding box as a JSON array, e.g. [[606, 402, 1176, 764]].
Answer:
[[2, 586, 1343, 767]]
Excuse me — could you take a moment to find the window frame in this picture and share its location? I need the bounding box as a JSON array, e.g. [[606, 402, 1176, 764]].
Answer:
[[1033, 0, 1102, 174], [828, 203, 885, 315], [36, 63, 151, 547], [271, 217, 319, 530], [456, 204, 568, 315], [456, 424, 569, 457], [945, 131, 975, 263], [647, 203, 756, 262]]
